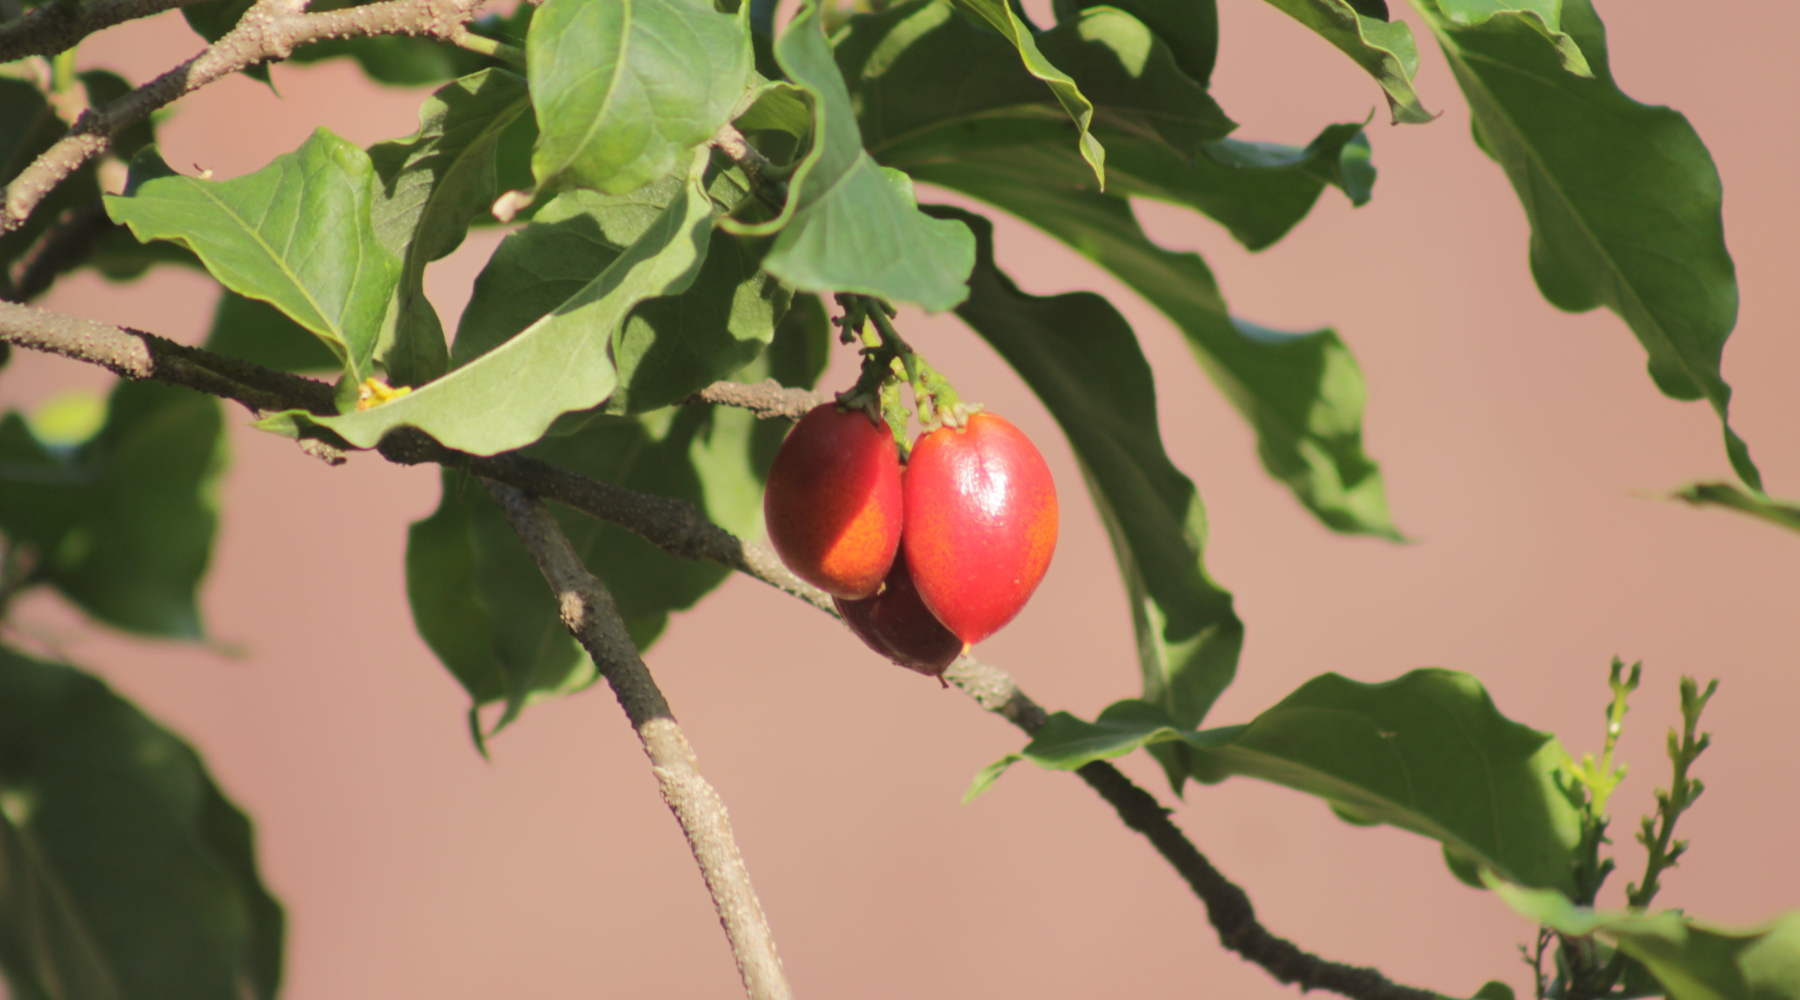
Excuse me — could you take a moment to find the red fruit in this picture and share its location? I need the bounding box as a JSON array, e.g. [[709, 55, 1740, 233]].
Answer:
[[764, 404, 903, 599], [903, 413, 1058, 645], [835, 554, 965, 678]]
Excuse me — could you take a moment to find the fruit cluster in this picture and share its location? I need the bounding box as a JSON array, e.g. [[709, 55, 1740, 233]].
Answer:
[[763, 404, 1058, 679]]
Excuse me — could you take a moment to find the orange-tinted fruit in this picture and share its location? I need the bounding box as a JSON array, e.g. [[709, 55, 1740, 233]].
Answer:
[[764, 404, 903, 600], [903, 413, 1057, 645], [835, 552, 965, 678]]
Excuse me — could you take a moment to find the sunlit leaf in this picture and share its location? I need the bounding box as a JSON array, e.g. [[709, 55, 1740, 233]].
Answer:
[[1671, 483, 1800, 536], [455, 165, 791, 415], [1409, 0, 1756, 488], [529, 0, 753, 195], [260, 148, 717, 454], [1259, 0, 1433, 122], [748, 2, 975, 312], [368, 69, 532, 386], [985, 670, 1583, 893], [104, 134, 401, 383]]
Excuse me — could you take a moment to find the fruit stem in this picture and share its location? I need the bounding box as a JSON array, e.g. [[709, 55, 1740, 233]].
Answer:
[[832, 294, 969, 435]]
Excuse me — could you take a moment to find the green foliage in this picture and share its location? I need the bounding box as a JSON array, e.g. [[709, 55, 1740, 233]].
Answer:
[[1491, 879, 1800, 1000], [367, 69, 533, 386], [456, 169, 792, 415], [974, 670, 1583, 894], [0, 648, 283, 999], [406, 302, 826, 740], [104, 134, 402, 384], [1259, 0, 1433, 123], [940, 208, 1243, 767], [0, 382, 225, 638], [1052, 0, 1218, 87], [747, 1, 976, 312], [264, 147, 717, 453], [1672, 483, 1800, 536], [1409, 0, 1756, 489], [528, 0, 752, 196], [940, 0, 1105, 183]]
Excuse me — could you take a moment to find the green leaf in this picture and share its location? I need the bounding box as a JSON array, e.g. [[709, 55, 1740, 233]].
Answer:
[[103, 133, 402, 384], [1033, 7, 1236, 159], [406, 299, 825, 738], [0, 381, 226, 638], [1410, 0, 1756, 489], [836, 7, 1366, 250], [528, 0, 753, 195], [0, 648, 283, 999], [938, 207, 1244, 752], [367, 69, 533, 386], [262, 148, 718, 454], [839, 1, 1232, 169], [918, 184, 1401, 539], [455, 165, 791, 415], [1490, 880, 1800, 1000], [996, 670, 1584, 893], [204, 291, 343, 374], [940, 0, 1105, 183], [1430, 0, 1589, 74], [1053, 0, 1218, 87], [1260, 0, 1433, 123], [1672, 482, 1800, 536], [748, 2, 975, 312]]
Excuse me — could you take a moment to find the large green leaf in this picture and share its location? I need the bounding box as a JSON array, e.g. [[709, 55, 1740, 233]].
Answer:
[[837, 1, 1232, 168], [1052, 0, 1218, 87], [836, 4, 1362, 250], [103, 134, 401, 384], [407, 300, 828, 740], [368, 69, 532, 386], [0, 382, 225, 638], [261, 148, 718, 454], [980, 670, 1584, 894], [529, 0, 752, 195], [940, 0, 1105, 183], [1260, 0, 1433, 123], [938, 207, 1243, 756], [1409, 0, 1756, 489], [455, 165, 791, 415], [0, 648, 284, 1000], [1672, 483, 1800, 536], [918, 183, 1399, 539], [1491, 880, 1800, 1000], [204, 291, 342, 374], [747, 2, 974, 312]]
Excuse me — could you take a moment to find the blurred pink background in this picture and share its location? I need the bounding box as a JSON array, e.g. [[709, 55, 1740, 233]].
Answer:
[[6, 1, 1799, 997]]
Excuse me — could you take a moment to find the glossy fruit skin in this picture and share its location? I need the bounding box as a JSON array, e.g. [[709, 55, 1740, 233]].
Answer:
[[835, 553, 965, 677], [764, 404, 903, 600], [903, 413, 1057, 645]]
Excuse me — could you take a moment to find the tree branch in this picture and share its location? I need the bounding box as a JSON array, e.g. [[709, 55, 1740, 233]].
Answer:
[[1, 0, 492, 235], [0, 302, 1447, 1000], [0, 0, 215, 64], [683, 378, 822, 422], [483, 480, 793, 1000]]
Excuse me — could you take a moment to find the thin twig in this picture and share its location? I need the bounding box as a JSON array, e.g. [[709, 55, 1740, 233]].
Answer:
[[6, 200, 114, 303], [483, 481, 792, 1000], [1, 0, 492, 235], [2, 303, 1447, 1000]]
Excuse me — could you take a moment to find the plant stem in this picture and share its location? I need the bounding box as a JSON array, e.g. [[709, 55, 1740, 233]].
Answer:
[[449, 26, 524, 66], [1627, 676, 1717, 909], [484, 481, 793, 1000]]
